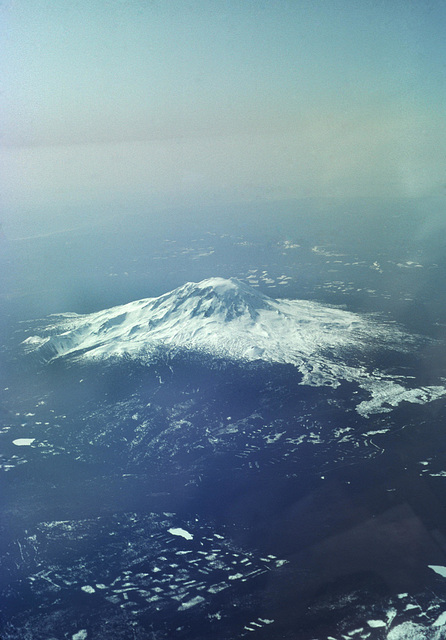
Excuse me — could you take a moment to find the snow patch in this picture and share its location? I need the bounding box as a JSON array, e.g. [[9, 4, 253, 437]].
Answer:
[[367, 619, 386, 628], [428, 565, 446, 578], [168, 527, 194, 541], [12, 438, 35, 446], [387, 622, 430, 639], [432, 611, 446, 627], [81, 585, 95, 594], [178, 595, 205, 611]]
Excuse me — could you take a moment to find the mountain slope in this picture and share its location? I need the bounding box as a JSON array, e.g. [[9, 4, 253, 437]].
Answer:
[[22, 277, 445, 416]]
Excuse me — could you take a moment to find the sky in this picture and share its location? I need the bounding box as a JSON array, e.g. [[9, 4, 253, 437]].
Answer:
[[1, 0, 445, 233]]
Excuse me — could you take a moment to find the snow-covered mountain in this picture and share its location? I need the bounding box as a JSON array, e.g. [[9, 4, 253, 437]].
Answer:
[[23, 277, 445, 416]]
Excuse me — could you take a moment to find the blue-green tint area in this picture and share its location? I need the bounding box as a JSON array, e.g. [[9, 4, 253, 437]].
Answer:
[[1, 0, 445, 220], [1, 5, 446, 638]]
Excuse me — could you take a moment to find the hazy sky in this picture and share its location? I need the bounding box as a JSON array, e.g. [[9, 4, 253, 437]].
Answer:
[[1, 0, 445, 228]]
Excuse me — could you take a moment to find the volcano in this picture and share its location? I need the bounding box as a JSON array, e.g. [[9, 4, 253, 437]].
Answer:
[[22, 278, 445, 417]]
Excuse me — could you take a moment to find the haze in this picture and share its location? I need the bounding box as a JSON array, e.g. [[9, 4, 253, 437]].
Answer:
[[1, 0, 445, 238]]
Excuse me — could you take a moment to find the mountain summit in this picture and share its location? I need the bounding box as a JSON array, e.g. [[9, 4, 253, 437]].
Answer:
[[145, 277, 274, 323], [22, 277, 445, 416]]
